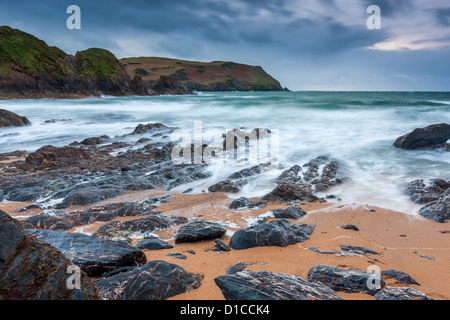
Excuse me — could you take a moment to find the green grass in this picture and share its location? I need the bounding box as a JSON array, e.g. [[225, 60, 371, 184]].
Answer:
[[75, 48, 122, 79]]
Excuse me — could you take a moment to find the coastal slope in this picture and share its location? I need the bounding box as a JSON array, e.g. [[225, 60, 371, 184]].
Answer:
[[120, 57, 287, 92]]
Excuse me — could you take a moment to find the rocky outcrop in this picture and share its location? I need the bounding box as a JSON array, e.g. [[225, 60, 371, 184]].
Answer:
[[27, 228, 147, 277], [262, 183, 319, 203], [92, 214, 189, 242], [0, 109, 31, 128], [272, 206, 307, 219], [215, 270, 344, 300], [407, 179, 450, 223], [208, 164, 269, 193], [96, 260, 203, 300], [381, 269, 420, 286], [0, 211, 100, 299], [394, 123, 450, 150], [229, 219, 315, 250], [174, 220, 227, 244], [374, 287, 432, 300], [307, 265, 385, 295]]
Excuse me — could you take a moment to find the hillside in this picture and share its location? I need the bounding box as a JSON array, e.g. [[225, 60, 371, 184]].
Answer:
[[120, 57, 287, 92]]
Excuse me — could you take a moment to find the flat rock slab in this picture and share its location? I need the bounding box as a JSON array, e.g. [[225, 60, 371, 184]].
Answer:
[[136, 238, 173, 250], [27, 228, 147, 277], [215, 270, 344, 300], [308, 264, 385, 295], [96, 260, 203, 300], [340, 245, 380, 255], [229, 219, 315, 250], [174, 220, 227, 244], [93, 214, 189, 241], [374, 287, 432, 300], [0, 211, 99, 299]]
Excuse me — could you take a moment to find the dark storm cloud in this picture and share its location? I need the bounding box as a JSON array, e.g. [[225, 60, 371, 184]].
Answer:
[[435, 8, 450, 26]]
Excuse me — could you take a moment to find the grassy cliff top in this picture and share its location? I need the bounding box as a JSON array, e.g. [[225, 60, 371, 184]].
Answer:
[[75, 48, 124, 79], [120, 56, 282, 88]]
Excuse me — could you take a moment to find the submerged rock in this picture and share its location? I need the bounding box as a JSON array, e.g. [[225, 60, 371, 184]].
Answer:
[[394, 123, 450, 150], [215, 270, 344, 300], [208, 164, 269, 193], [374, 287, 432, 300], [229, 219, 315, 250], [307, 265, 385, 295], [27, 228, 147, 277], [174, 220, 227, 244], [0, 211, 99, 299], [96, 260, 203, 300]]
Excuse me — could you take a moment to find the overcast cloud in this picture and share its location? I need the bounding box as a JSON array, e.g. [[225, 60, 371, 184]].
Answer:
[[1, 0, 449, 90]]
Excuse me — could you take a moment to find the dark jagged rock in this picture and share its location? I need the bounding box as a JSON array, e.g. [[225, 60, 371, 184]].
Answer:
[[0, 109, 31, 127], [208, 164, 269, 193], [55, 186, 126, 209], [272, 206, 307, 220], [23, 211, 116, 231], [381, 269, 420, 286], [229, 219, 315, 250], [27, 228, 147, 277], [174, 220, 226, 244], [225, 262, 249, 275], [215, 238, 231, 252], [339, 224, 360, 231], [130, 123, 169, 135], [418, 188, 450, 223], [166, 252, 187, 259], [136, 237, 173, 250], [215, 270, 344, 300], [228, 197, 267, 209], [308, 246, 340, 255], [0, 211, 100, 299], [307, 265, 385, 295], [340, 245, 380, 255], [407, 179, 450, 204], [93, 214, 189, 242], [374, 287, 432, 300], [275, 165, 302, 185], [96, 260, 203, 300], [394, 123, 450, 150], [262, 183, 320, 203], [24, 145, 93, 169]]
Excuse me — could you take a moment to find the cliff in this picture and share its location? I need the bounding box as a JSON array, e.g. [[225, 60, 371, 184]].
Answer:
[[120, 57, 288, 92]]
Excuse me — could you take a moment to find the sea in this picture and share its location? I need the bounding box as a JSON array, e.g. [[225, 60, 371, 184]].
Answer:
[[1, 91, 449, 214]]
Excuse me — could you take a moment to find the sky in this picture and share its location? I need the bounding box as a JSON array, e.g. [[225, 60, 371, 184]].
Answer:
[[1, 0, 450, 91]]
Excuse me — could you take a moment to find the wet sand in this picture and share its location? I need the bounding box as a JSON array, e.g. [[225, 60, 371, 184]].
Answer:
[[1, 190, 449, 300]]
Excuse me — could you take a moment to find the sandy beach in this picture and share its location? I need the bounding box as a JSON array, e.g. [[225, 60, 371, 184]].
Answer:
[[2, 189, 448, 300]]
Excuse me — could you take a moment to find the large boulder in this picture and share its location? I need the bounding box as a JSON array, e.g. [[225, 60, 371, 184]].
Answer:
[[174, 220, 226, 244], [394, 123, 450, 150], [374, 287, 432, 300], [215, 270, 344, 300], [418, 188, 450, 223], [27, 228, 147, 277], [0, 211, 99, 299], [307, 265, 385, 295], [96, 260, 203, 300], [0, 109, 31, 128], [229, 219, 315, 250]]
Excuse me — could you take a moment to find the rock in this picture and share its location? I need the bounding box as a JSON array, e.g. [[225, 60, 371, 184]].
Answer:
[[56, 186, 126, 208], [374, 287, 432, 300], [340, 245, 380, 255], [275, 165, 302, 185], [0, 211, 99, 299], [339, 224, 360, 231], [272, 206, 307, 219], [417, 254, 437, 260], [96, 260, 203, 300], [215, 270, 344, 300], [307, 265, 385, 295], [418, 188, 450, 223], [130, 123, 169, 135], [229, 219, 315, 250], [407, 179, 450, 204], [215, 238, 231, 252], [79, 135, 110, 146], [93, 214, 188, 241], [262, 183, 320, 203], [24, 145, 92, 169], [309, 246, 340, 255], [228, 197, 267, 209], [381, 269, 420, 286], [0, 109, 31, 128], [136, 237, 173, 250], [27, 228, 147, 277], [166, 252, 187, 260], [208, 164, 269, 193], [394, 123, 450, 150], [174, 220, 227, 244], [225, 262, 248, 275]]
